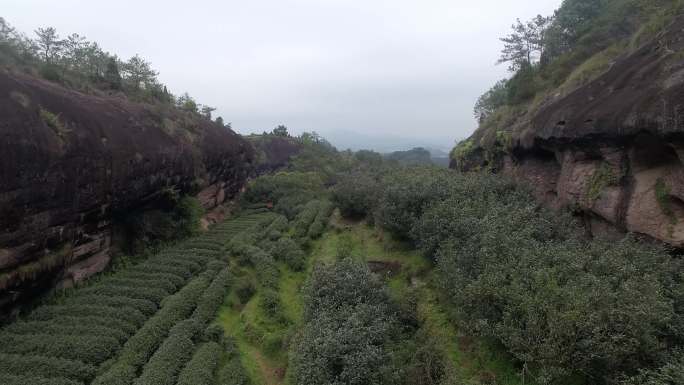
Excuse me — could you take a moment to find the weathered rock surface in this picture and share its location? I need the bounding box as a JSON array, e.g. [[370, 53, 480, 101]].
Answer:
[[0, 70, 255, 316], [457, 17, 684, 247]]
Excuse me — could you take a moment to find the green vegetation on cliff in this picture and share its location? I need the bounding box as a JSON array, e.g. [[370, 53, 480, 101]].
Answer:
[[454, 0, 684, 168]]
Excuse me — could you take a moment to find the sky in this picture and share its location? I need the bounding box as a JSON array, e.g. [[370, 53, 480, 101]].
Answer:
[[5, 0, 561, 151]]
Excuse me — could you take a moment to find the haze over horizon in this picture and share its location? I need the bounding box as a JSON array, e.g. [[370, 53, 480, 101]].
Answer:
[[5, 0, 560, 150]]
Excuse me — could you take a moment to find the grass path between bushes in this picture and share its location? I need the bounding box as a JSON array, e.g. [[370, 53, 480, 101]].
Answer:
[[217, 214, 529, 385]]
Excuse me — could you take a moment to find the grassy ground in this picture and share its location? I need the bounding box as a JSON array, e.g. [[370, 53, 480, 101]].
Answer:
[[217, 212, 530, 385]]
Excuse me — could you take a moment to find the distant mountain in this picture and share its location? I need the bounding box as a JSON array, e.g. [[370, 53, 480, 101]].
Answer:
[[319, 129, 457, 154], [385, 147, 450, 168]]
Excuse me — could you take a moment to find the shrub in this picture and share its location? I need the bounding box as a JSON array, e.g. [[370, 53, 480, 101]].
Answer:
[[176, 342, 222, 385], [5, 320, 129, 343], [129, 263, 193, 280], [426, 172, 683, 382], [375, 167, 457, 239], [104, 277, 178, 293], [65, 295, 158, 316], [0, 353, 97, 383], [29, 305, 146, 328], [332, 173, 380, 218], [289, 259, 396, 385], [38, 316, 138, 336], [92, 363, 138, 385], [203, 324, 225, 344], [260, 289, 282, 319], [0, 333, 120, 364], [306, 200, 333, 239], [235, 278, 256, 305], [192, 268, 233, 326], [293, 200, 321, 239], [142, 258, 202, 274], [133, 319, 201, 385], [241, 171, 324, 207], [271, 237, 306, 271], [620, 351, 684, 385], [75, 285, 169, 304], [218, 357, 251, 385], [0, 374, 82, 385]]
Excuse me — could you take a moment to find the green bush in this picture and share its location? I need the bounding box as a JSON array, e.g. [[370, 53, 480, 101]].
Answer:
[[0, 333, 119, 364], [103, 277, 178, 293], [0, 353, 97, 383], [271, 237, 306, 271], [65, 295, 158, 316], [29, 305, 146, 328], [35, 316, 138, 336], [129, 263, 193, 280], [241, 171, 324, 207], [218, 357, 251, 385], [0, 374, 82, 385], [332, 172, 380, 218], [620, 351, 684, 385], [260, 289, 282, 319], [376, 167, 457, 239], [289, 259, 396, 385], [192, 268, 233, 326], [91, 363, 137, 385], [412, 172, 684, 383], [203, 324, 225, 344], [4, 320, 129, 343], [134, 319, 201, 385], [75, 285, 170, 305], [234, 278, 256, 304], [293, 200, 321, 239], [176, 342, 222, 385], [306, 201, 333, 239]]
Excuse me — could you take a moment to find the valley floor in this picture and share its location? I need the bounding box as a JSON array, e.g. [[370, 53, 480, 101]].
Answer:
[[219, 212, 532, 385]]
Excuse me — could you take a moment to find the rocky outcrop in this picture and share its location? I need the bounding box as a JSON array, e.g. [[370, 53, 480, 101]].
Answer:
[[0, 70, 255, 316], [456, 16, 684, 247]]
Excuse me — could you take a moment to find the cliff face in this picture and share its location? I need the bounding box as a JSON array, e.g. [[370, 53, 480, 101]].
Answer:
[[0, 70, 255, 314], [455, 17, 684, 247]]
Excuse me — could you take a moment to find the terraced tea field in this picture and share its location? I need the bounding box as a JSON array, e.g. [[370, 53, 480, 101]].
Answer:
[[0, 212, 274, 385]]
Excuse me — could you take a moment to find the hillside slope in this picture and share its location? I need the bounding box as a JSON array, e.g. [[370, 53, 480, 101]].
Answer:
[[0, 70, 255, 315], [454, 14, 684, 247]]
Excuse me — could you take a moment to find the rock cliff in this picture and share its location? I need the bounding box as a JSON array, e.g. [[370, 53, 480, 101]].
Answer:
[[0, 70, 255, 315], [454, 16, 684, 247]]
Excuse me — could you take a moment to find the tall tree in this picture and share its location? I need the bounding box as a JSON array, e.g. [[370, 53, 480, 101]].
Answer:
[[0, 17, 15, 43], [104, 57, 122, 90], [272, 124, 289, 137], [498, 15, 551, 71], [200, 105, 216, 119], [34, 27, 63, 63], [121, 54, 157, 90], [177, 92, 198, 113], [473, 79, 508, 122], [62, 33, 87, 69]]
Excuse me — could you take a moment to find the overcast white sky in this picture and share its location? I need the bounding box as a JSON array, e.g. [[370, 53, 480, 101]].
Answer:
[[5, 0, 560, 151]]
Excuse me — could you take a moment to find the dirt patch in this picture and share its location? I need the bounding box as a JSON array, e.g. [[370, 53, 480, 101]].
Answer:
[[367, 260, 402, 276]]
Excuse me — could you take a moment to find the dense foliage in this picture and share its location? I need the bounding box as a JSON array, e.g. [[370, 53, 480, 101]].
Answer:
[[363, 167, 684, 385], [0, 17, 223, 119], [458, 0, 684, 168], [289, 258, 397, 385]]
